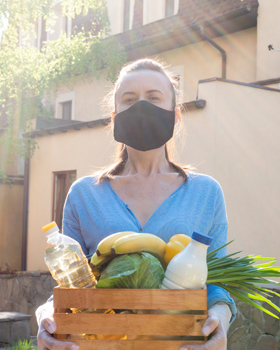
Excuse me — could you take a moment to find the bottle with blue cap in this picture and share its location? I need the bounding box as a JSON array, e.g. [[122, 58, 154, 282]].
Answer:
[[161, 232, 212, 290]]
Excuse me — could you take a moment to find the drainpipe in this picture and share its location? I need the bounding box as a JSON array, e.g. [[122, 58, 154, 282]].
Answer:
[[200, 26, 227, 79], [21, 157, 30, 271]]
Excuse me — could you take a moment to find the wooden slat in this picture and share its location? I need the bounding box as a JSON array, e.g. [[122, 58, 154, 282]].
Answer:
[[60, 339, 206, 349], [53, 288, 207, 310], [54, 313, 207, 336]]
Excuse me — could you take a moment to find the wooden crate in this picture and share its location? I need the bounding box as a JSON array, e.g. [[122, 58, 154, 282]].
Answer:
[[53, 288, 207, 350]]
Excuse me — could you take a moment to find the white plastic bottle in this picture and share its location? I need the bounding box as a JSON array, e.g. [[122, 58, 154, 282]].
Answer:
[[42, 221, 96, 288], [161, 231, 212, 290]]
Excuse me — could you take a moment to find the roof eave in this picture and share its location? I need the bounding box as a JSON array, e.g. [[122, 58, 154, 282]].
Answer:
[[114, 4, 258, 60]]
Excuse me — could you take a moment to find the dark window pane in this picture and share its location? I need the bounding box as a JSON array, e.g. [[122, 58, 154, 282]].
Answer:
[[62, 101, 72, 120], [40, 19, 47, 51], [53, 171, 76, 230], [72, 9, 102, 36]]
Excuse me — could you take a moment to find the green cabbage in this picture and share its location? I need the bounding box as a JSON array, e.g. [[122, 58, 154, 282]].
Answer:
[[96, 252, 165, 289]]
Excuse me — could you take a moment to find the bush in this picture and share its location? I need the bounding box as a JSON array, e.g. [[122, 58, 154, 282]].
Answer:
[[6, 340, 37, 350]]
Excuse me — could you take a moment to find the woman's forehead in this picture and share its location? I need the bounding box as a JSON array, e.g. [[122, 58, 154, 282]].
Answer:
[[116, 70, 172, 96]]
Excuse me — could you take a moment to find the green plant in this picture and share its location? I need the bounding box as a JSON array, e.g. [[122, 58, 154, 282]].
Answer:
[[207, 241, 280, 318], [6, 339, 37, 350], [0, 0, 126, 178]]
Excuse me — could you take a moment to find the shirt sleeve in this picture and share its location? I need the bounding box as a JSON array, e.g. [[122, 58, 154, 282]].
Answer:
[[62, 187, 90, 258], [207, 183, 237, 326]]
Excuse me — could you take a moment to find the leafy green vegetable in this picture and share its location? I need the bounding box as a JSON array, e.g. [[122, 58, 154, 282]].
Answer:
[[207, 241, 280, 318], [96, 252, 165, 289]]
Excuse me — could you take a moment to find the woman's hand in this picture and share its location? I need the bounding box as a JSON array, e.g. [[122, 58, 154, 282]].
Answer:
[[180, 302, 232, 350], [36, 302, 79, 350]]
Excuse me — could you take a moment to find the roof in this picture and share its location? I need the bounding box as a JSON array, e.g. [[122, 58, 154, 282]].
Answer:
[[115, 0, 259, 60], [199, 77, 280, 93]]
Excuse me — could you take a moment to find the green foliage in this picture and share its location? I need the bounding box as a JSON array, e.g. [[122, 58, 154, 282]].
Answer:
[[207, 241, 280, 319], [0, 0, 126, 175], [6, 339, 37, 350]]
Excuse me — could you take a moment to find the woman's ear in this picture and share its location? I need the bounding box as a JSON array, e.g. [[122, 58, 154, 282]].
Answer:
[[111, 112, 115, 122], [175, 108, 180, 123]]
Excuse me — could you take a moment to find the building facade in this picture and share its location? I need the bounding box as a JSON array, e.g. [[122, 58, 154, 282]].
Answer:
[[5, 0, 280, 271]]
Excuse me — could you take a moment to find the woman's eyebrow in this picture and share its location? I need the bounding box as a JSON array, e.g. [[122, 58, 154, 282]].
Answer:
[[146, 89, 163, 95], [121, 91, 136, 98]]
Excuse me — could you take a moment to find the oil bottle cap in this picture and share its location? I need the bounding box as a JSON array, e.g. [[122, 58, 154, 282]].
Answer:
[[192, 232, 212, 246], [42, 222, 59, 235]]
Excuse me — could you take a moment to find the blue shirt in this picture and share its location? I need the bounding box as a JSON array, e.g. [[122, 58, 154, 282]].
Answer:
[[63, 172, 236, 322]]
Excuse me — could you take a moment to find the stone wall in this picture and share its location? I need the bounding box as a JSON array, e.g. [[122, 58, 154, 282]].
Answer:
[[228, 293, 280, 350], [0, 272, 56, 336], [0, 272, 279, 348]]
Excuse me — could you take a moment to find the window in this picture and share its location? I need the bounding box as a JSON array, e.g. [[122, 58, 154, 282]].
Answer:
[[37, 17, 47, 51], [61, 101, 72, 120], [165, 0, 175, 17], [55, 91, 75, 120], [71, 9, 102, 36], [53, 171, 76, 230], [123, 0, 131, 31], [143, 0, 164, 25]]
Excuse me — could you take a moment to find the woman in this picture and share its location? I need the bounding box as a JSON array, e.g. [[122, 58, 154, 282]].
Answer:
[[36, 58, 236, 350]]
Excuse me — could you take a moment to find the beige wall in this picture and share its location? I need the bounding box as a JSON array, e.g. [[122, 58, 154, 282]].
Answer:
[[53, 27, 257, 123], [27, 124, 117, 271], [0, 182, 24, 270], [178, 80, 280, 263], [256, 0, 280, 81], [54, 69, 114, 122], [158, 28, 257, 101]]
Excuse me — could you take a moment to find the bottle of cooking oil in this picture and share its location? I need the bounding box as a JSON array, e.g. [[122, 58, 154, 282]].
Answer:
[[42, 221, 96, 289]]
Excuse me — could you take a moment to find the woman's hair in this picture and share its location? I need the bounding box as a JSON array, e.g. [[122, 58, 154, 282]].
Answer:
[[96, 58, 191, 183]]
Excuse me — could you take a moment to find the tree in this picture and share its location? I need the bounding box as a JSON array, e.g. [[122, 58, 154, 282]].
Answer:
[[0, 0, 126, 179]]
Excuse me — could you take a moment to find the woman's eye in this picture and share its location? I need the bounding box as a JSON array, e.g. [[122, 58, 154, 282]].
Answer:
[[149, 96, 160, 101], [124, 98, 136, 103]]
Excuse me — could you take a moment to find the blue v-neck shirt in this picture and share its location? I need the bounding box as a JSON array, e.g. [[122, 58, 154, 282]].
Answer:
[[63, 171, 236, 321]]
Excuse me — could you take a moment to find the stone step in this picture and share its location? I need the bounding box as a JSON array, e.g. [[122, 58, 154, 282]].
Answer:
[[0, 312, 31, 345]]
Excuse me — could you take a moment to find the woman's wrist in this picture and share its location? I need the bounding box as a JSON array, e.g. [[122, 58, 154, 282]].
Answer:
[[209, 302, 232, 331], [35, 300, 54, 326]]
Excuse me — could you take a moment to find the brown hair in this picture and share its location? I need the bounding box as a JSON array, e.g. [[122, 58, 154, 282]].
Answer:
[[96, 58, 191, 183]]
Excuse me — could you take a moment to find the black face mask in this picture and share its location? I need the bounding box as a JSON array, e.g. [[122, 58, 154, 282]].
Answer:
[[114, 100, 175, 152]]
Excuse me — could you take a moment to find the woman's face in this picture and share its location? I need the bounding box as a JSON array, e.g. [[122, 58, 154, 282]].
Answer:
[[115, 70, 174, 114]]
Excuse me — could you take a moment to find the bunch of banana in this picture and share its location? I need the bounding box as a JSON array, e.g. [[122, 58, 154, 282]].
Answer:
[[90, 252, 115, 276], [90, 231, 167, 273], [111, 233, 166, 266], [96, 231, 138, 256]]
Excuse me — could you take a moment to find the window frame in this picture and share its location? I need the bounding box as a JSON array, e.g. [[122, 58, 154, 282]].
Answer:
[[143, 0, 164, 25], [61, 100, 72, 120], [165, 0, 175, 17], [52, 170, 77, 230], [55, 91, 75, 120]]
